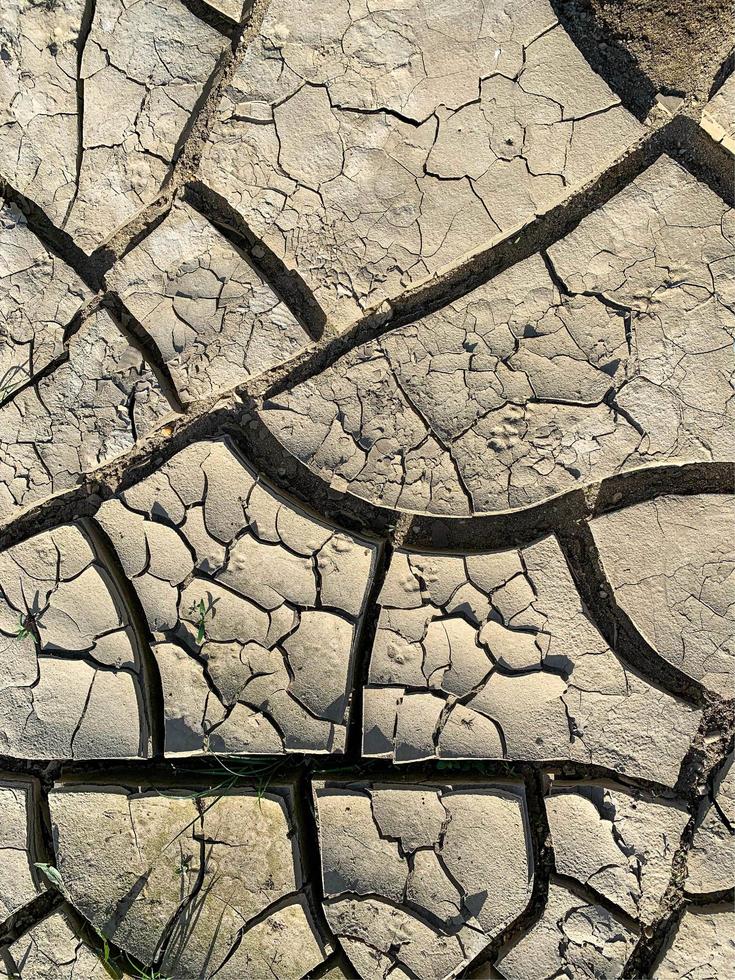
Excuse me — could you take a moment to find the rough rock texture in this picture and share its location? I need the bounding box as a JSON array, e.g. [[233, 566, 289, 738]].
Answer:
[[314, 779, 533, 979], [0, 778, 41, 921], [0, 909, 112, 979], [263, 157, 734, 514], [701, 74, 735, 155], [362, 535, 700, 785], [49, 783, 330, 979], [0, 0, 228, 252], [95, 438, 377, 755], [653, 906, 735, 979], [207, 0, 244, 21], [107, 201, 311, 404], [201, 0, 642, 327], [545, 782, 688, 922], [687, 752, 735, 895], [591, 494, 735, 696], [0, 199, 90, 402], [494, 881, 638, 980], [0, 524, 149, 759], [0, 308, 175, 522]]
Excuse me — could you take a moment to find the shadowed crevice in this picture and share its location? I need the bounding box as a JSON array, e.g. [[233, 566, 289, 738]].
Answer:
[[82, 518, 167, 759], [186, 181, 328, 341], [555, 518, 709, 707]]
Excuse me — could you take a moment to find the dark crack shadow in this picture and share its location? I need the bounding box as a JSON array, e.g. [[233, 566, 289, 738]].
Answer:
[[555, 517, 708, 707], [82, 519, 166, 759], [186, 182, 328, 342]]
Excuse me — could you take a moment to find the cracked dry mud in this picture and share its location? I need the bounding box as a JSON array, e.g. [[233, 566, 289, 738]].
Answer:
[[0, 1, 732, 979]]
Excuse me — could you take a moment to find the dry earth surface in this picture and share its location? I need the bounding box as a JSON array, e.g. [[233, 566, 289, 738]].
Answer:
[[0, 1, 733, 979]]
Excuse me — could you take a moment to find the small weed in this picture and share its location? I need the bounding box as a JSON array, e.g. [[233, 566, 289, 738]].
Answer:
[[0, 364, 23, 403], [92, 926, 170, 979], [14, 614, 31, 640], [34, 861, 66, 895], [190, 598, 208, 644], [155, 755, 287, 850], [174, 854, 192, 876]]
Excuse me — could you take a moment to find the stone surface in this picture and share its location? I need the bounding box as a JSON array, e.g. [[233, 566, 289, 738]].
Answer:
[[362, 535, 700, 786], [0, 308, 175, 522], [314, 779, 533, 979], [0, 778, 41, 922], [201, 0, 642, 327], [95, 437, 377, 755], [49, 782, 330, 979], [107, 201, 311, 404], [263, 157, 734, 514], [546, 782, 688, 923], [687, 752, 735, 895], [653, 906, 735, 979], [0, 0, 227, 252], [0, 199, 90, 403], [0, 524, 149, 759], [0, 909, 112, 979], [701, 74, 735, 154], [207, 0, 244, 20], [591, 494, 735, 696], [494, 881, 638, 980]]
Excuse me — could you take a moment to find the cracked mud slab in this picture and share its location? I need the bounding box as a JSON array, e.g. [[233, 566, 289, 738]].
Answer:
[[95, 437, 378, 755], [652, 905, 735, 979], [204, 0, 244, 22], [0, 909, 112, 979], [687, 751, 735, 895], [200, 0, 642, 327], [313, 778, 533, 979], [494, 881, 638, 980], [545, 780, 687, 923], [0, 0, 228, 253], [263, 156, 734, 515], [49, 782, 330, 979], [591, 494, 735, 696], [0, 308, 176, 523], [701, 74, 735, 155], [0, 199, 91, 404], [0, 778, 42, 923], [362, 534, 700, 785], [0, 524, 150, 759], [107, 200, 311, 404]]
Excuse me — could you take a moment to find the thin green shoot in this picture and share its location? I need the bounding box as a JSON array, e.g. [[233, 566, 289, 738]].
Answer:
[[190, 598, 208, 644], [33, 862, 66, 895], [14, 615, 30, 640]]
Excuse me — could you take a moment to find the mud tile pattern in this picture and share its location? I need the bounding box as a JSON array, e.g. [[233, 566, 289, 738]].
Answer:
[[49, 783, 330, 979], [95, 438, 378, 756], [362, 535, 700, 786], [0, 524, 149, 759], [201, 0, 642, 327], [0, 2, 732, 979]]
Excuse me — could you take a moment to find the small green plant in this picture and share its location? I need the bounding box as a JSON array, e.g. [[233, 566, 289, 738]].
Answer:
[[14, 615, 30, 640], [95, 931, 119, 979], [190, 598, 208, 644], [0, 364, 23, 404], [174, 853, 192, 877], [92, 926, 170, 980], [156, 755, 287, 850], [34, 861, 66, 894]]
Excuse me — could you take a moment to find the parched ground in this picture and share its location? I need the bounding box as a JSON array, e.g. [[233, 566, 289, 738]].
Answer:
[[0, 1, 733, 978]]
